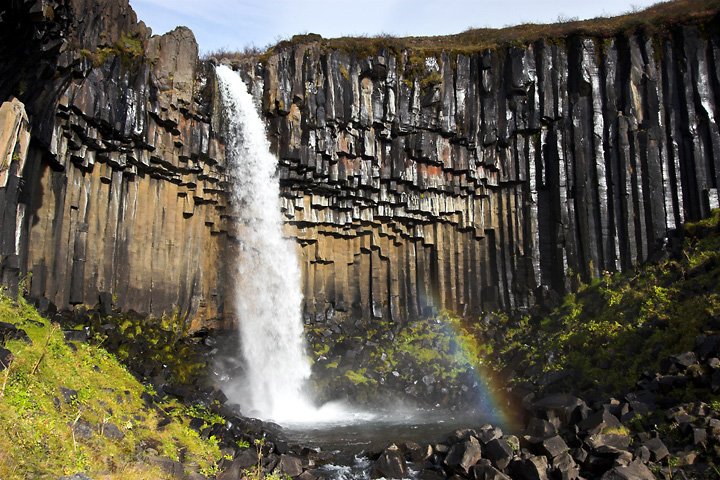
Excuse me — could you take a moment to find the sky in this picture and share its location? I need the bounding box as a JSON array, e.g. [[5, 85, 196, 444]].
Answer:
[[128, 0, 661, 54]]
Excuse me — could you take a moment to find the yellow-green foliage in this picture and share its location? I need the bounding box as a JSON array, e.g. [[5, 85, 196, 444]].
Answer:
[[484, 209, 720, 394], [81, 31, 145, 68], [0, 293, 221, 479], [311, 312, 492, 393], [344, 368, 375, 386], [90, 309, 206, 387]]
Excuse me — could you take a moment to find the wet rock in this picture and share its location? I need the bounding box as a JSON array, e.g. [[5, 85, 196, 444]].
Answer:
[[297, 471, 318, 480], [276, 454, 303, 478], [373, 445, 408, 479], [403, 441, 430, 462], [444, 436, 483, 474], [419, 469, 446, 480]]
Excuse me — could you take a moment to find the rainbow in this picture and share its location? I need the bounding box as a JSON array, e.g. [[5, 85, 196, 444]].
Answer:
[[434, 311, 522, 432]]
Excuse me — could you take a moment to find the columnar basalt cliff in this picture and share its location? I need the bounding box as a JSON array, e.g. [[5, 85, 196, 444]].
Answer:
[[241, 16, 720, 322], [0, 0, 229, 329], [1, 0, 719, 329]]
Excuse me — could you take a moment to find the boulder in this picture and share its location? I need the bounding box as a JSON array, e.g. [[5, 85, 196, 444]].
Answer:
[[551, 452, 579, 480], [477, 426, 503, 444], [539, 436, 569, 458], [0, 322, 31, 344], [218, 449, 259, 480], [373, 445, 408, 479], [525, 418, 557, 439], [60, 386, 78, 404], [403, 441, 430, 462], [484, 438, 513, 470], [509, 456, 548, 480], [600, 460, 655, 480], [71, 420, 94, 441], [470, 463, 511, 480], [577, 410, 621, 436], [586, 434, 631, 455], [145, 456, 185, 477], [444, 436, 483, 474], [671, 352, 697, 368], [102, 422, 125, 441], [276, 454, 303, 478], [419, 469, 446, 480], [531, 394, 589, 427], [0, 346, 12, 370], [642, 438, 669, 462]]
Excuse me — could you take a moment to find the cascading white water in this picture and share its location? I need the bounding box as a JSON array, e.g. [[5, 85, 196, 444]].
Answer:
[[216, 65, 375, 425], [216, 64, 312, 422]]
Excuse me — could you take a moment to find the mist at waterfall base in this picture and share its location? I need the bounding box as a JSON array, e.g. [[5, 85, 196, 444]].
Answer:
[[214, 64, 509, 439]]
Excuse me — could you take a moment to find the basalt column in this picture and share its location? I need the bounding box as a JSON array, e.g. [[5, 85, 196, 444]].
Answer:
[[239, 23, 720, 323]]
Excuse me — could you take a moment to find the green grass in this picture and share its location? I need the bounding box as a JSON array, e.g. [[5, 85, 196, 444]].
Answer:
[[478, 209, 720, 395], [80, 31, 145, 68], [0, 293, 221, 479]]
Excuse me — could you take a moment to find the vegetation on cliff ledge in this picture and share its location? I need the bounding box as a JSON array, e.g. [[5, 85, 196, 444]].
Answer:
[[0, 293, 221, 479], [478, 209, 720, 398], [208, 0, 720, 64]]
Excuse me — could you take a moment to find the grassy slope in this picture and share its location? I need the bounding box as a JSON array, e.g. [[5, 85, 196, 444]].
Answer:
[[480, 209, 720, 396], [0, 295, 221, 479]]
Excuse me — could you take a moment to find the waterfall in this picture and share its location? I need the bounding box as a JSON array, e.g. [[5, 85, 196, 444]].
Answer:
[[215, 64, 311, 422]]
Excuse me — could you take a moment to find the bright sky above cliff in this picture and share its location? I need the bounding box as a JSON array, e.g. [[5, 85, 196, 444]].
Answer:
[[128, 0, 661, 54]]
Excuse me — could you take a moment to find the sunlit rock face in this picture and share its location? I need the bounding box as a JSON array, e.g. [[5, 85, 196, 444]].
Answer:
[[0, 0, 719, 330], [242, 28, 720, 324]]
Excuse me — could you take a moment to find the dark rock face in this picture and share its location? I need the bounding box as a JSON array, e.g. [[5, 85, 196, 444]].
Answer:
[[0, 0, 229, 330], [243, 22, 720, 323], [1, 0, 720, 330]]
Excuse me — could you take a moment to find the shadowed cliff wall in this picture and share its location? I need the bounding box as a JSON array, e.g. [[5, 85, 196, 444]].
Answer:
[[0, 0, 230, 329]]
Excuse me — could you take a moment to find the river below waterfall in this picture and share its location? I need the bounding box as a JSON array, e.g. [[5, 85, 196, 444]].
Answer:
[[282, 410, 495, 456]]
